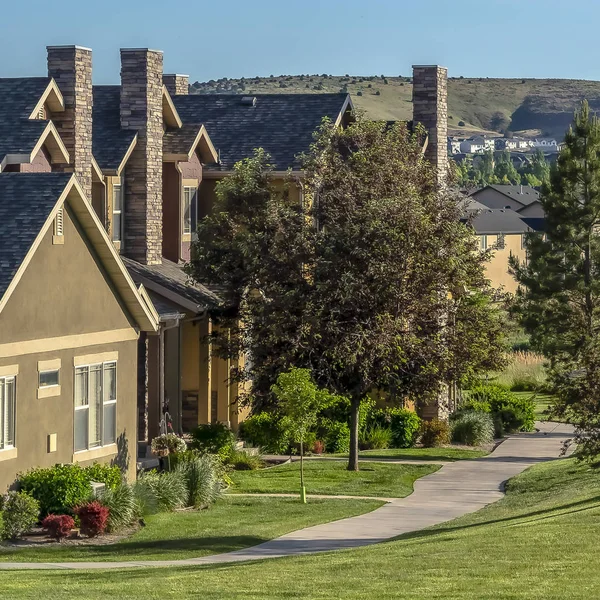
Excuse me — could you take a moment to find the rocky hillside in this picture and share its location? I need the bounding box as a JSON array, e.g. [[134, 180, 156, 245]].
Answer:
[[190, 74, 600, 139]]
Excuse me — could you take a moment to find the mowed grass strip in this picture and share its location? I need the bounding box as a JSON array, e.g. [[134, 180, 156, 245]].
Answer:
[[4, 458, 600, 599], [345, 447, 489, 461], [228, 460, 439, 497], [0, 496, 382, 563]]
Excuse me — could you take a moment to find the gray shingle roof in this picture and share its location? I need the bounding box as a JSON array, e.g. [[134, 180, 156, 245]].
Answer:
[[469, 208, 533, 234], [0, 172, 71, 301], [0, 78, 52, 164], [122, 257, 222, 312], [162, 124, 203, 157], [92, 86, 137, 172], [486, 185, 540, 206], [173, 93, 350, 171]]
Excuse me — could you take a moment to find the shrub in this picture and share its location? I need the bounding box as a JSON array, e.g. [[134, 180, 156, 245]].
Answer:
[[151, 433, 187, 457], [451, 411, 495, 446], [238, 412, 291, 454], [139, 471, 187, 512], [100, 481, 137, 531], [312, 440, 325, 454], [74, 501, 109, 537], [1, 492, 40, 539], [41, 514, 74, 541], [389, 409, 421, 448], [131, 478, 160, 517], [0, 511, 3, 540], [17, 463, 120, 517], [227, 449, 264, 471], [323, 421, 350, 453], [458, 120, 465, 126], [190, 423, 235, 459], [175, 453, 223, 507], [420, 419, 451, 448], [360, 425, 393, 450]]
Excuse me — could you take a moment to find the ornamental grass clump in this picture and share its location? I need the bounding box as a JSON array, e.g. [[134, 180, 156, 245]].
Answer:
[[100, 482, 137, 532], [451, 411, 495, 446], [175, 453, 223, 508], [138, 471, 187, 511]]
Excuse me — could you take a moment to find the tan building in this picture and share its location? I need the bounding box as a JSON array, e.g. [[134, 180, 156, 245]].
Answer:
[[0, 174, 157, 491]]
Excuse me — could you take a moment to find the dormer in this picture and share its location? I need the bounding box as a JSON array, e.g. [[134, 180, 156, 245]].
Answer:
[[28, 79, 65, 121]]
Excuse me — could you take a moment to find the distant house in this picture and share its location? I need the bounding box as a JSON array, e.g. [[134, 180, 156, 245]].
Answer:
[[448, 137, 462, 155], [460, 135, 496, 154], [470, 184, 544, 217], [532, 138, 562, 152]]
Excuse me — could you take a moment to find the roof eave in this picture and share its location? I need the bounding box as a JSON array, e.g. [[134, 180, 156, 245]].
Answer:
[[28, 79, 66, 119], [162, 86, 183, 129]]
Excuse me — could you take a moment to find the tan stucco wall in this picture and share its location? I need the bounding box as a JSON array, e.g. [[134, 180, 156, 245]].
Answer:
[[0, 206, 138, 491], [483, 233, 526, 294]]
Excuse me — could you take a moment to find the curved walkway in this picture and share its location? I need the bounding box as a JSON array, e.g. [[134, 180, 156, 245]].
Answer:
[[0, 421, 574, 570]]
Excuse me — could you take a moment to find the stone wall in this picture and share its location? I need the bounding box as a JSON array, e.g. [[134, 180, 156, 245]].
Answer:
[[47, 45, 93, 199], [412, 65, 448, 186], [163, 74, 189, 96], [120, 49, 164, 265]]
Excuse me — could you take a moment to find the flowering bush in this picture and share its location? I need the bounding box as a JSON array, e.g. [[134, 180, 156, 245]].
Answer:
[[151, 433, 187, 457], [41, 514, 75, 541], [75, 501, 110, 537]]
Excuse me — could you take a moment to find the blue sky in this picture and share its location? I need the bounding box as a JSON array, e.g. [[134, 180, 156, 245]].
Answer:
[[1, 0, 598, 84]]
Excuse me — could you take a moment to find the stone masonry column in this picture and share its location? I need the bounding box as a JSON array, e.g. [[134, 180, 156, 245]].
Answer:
[[120, 48, 164, 265], [163, 74, 189, 96], [412, 65, 448, 186], [47, 45, 93, 199]]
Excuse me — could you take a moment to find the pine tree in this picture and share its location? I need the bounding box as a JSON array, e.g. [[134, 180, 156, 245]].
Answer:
[[510, 101, 600, 457]]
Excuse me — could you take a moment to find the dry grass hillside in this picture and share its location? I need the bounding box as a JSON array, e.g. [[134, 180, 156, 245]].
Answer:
[[190, 74, 600, 139]]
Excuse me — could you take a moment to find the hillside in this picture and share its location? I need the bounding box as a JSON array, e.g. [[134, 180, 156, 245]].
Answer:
[[190, 75, 600, 139]]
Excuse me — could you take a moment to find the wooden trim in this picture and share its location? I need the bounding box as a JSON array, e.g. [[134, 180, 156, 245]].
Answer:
[[0, 448, 17, 462], [28, 79, 65, 119], [74, 351, 119, 367], [38, 358, 62, 371], [38, 385, 61, 399], [162, 87, 183, 129], [116, 134, 138, 176], [0, 329, 136, 359], [32, 121, 70, 165], [73, 444, 117, 463], [0, 365, 19, 377]]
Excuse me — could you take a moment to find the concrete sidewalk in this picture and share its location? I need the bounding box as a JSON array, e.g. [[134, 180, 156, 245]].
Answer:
[[0, 421, 574, 570]]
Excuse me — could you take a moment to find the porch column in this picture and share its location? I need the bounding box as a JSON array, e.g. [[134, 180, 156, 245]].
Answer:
[[198, 317, 212, 425]]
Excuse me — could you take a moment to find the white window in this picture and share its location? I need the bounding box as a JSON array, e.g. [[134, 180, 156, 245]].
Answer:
[[521, 234, 526, 250], [74, 362, 117, 452], [183, 186, 197, 235], [112, 182, 124, 243], [480, 235, 488, 250], [39, 369, 59, 388], [0, 377, 16, 450]]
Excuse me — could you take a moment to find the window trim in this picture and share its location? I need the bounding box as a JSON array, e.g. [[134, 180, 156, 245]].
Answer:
[[480, 235, 488, 250], [112, 179, 124, 245], [0, 374, 16, 453], [73, 360, 117, 453], [182, 184, 198, 239]]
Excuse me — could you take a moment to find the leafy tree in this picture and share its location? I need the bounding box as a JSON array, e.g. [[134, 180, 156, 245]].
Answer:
[[188, 117, 504, 471], [489, 111, 510, 132], [272, 368, 335, 502], [493, 151, 520, 184], [510, 101, 600, 457]]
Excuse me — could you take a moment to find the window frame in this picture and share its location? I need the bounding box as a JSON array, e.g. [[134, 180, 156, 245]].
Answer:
[[112, 180, 124, 244], [39, 369, 60, 389], [74, 360, 117, 453], [0, 376, 16, 451], [480, 234, 488, 250], [182, 185, 198, 236]]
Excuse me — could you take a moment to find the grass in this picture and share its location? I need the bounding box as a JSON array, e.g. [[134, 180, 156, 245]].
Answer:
[[0, 496, 382, 563], [334, 447, 489, 461], [3, 458, 599, 598], [493, 351, 547, 391], [228, 460, 439, 497]]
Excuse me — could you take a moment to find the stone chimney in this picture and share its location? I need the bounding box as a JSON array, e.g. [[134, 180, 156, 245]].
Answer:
[[120, 49, 164, 265], [412, 65, 448, 185], [47, 45, 93, 199], [163, 74, 189, 96]]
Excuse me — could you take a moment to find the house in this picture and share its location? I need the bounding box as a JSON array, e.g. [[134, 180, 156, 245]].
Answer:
[[460, 135, 496, 154], [532, 138, 561, 152], [448, 137, 462, 154], [464, 204, 542, 293], [470, 184, 544, 217], [0, 173, 157, 492]]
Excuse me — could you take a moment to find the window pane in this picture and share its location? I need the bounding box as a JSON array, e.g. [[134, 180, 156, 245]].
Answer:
[[89, 365, 102, 448], [104, 363, 116, 402], [0, 379, 5, 449], [112, 212, 122, 242], [103, 402, 116, 445], [113, 185, 122, 211], [74, 408, 88, 452], [183, 188, 191, 234], [6, 378, 14, 447], [39, 370, 59, 388], [75, 368, 88, 407]]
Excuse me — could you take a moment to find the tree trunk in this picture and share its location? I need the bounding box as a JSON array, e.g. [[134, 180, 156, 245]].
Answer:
[[347, 396, 361, 471]]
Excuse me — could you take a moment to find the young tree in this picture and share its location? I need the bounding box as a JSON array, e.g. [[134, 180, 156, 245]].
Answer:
[[272, 368, 335, 502], [510, 101, 600, 457], [188, 116, 504, 471]]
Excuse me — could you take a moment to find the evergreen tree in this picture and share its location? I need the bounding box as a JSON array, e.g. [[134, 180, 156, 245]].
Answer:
[[510, 101, 600, 457]]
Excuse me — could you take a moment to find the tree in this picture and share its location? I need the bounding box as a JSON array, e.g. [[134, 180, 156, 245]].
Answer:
[[489, 111, 510, 132], [493, 151, 520, 185], [510, 101, 600, 457], [272, 368, 335, 502], [187, 117, 504, 472]]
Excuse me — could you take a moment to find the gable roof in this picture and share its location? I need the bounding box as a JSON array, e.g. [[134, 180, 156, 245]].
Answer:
[[92, 86, 138, 174], [0, 77, 69, 170], [172, 93, 352, 171], [476, 184, 540, 206], [469, 208, 534, 235], [0, 173, 158, 331]]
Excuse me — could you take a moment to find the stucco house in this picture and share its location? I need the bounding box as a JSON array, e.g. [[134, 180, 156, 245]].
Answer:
[[0, 173, 157, 492]]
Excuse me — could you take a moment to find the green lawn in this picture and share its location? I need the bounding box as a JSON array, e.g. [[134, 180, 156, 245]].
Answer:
[[339, 447, 489, 461], [228, 460, 439, 498], [512, 391, 559, 422], [3, 457, 600, 599], [0, 496, 382, 563]]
